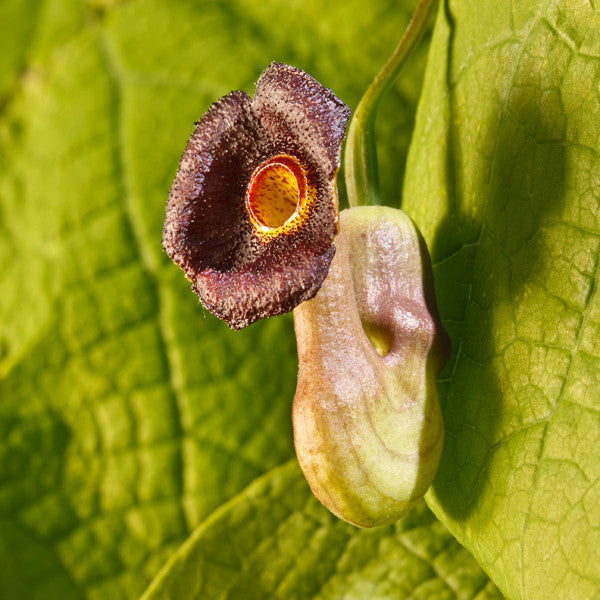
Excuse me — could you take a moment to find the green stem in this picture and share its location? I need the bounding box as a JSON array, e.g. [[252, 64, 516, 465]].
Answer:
[[345, 0, 438, 207]]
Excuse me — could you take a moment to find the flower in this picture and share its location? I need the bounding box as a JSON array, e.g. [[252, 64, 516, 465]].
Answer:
[[162, 62, 350, 329]]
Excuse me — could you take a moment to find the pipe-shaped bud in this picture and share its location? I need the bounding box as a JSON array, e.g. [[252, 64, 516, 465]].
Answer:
[[292, 206, 450, 527]]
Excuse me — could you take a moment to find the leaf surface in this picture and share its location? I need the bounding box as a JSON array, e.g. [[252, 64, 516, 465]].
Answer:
[[143, 461, 502, 600], [403, 2, 600, 599], [0, 1, 431, 598]]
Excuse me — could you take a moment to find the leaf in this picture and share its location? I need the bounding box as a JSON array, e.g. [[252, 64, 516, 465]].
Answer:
[[403, 1, 600, 599], [0, 1, 433, 598], [142, 461, 502, 600]]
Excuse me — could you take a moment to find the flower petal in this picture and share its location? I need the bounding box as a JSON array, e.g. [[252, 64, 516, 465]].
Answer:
[[162, 90, 257, 274], [253, 62, 350, 177], [163, 63, 350, 329]]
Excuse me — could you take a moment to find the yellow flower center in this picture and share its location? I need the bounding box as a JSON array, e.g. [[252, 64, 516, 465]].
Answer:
[[246, 155, 313, 237]]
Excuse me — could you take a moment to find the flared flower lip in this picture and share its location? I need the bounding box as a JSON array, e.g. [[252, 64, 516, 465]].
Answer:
[[162, 62, 350, 329]]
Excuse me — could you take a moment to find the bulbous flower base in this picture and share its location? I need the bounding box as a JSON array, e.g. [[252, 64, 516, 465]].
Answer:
[[292, 206, 450, 528]]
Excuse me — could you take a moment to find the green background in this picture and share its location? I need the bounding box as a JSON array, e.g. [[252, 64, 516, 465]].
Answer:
[[1, 0, 598, 599]]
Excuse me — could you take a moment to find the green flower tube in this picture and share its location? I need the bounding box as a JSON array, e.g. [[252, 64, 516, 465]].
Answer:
[[292, 206, 449, 527]]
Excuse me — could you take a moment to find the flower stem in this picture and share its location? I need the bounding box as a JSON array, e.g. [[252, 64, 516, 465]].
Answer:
[[344, 0, 438, 208]]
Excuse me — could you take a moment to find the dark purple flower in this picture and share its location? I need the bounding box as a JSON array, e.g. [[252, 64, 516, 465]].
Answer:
[[163, 62, 350, 329]]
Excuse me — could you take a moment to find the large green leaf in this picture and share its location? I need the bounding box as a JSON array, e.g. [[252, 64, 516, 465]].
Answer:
[[0, 1, 432, 598], [404, 1, 600, 599], [142, 461, 502, 600]]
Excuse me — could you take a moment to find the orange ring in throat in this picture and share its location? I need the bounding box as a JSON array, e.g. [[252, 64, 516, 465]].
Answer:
[[245, 154, 310, 236]]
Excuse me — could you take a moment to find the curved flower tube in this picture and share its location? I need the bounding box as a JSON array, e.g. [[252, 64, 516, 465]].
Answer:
[[163, 62, 350, 329], [293, 206, 450, 527]]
